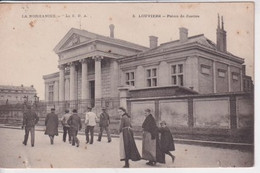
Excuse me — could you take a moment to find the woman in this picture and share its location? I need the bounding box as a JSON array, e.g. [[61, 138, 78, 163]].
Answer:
[[45, 108, 59, 145], [118, 107, 141, 168], [142, 108, 165, 166]]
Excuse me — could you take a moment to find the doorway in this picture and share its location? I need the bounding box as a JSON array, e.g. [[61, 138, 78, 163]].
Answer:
[[89, 80, 95, 107]]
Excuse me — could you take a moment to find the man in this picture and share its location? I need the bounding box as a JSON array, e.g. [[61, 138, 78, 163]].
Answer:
[[67, 109, 82, 147], [61, 109, 71, 143], [97, 107, 111, 143], [22, 105, 39, 147], [45, 108, 59, 145], [85, 106, 97, 144], [142, 108, 165, 166]]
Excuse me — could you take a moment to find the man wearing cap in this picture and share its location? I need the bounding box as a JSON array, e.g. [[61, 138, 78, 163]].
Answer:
[[85, 107, 98, 144], [97, 107, 111, 143], [45, 108, 59, 145], [61, 109, 72, 143], [67, 109, 82, 147], [22, 105, 39, 147]]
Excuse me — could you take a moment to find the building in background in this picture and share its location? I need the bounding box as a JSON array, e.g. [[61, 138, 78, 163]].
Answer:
[[0, 85, 37, 105]]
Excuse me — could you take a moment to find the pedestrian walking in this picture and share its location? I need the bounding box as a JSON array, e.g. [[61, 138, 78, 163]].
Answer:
[[61, 109, 72, 143], [22, 105, 39, 147], [97, 107, 111, 143], [142, 108, 165, 166], [85, 106, 97, 144], [118, 107, 141, 168], [44, 108, 59, 145], [67, 109, 82, 147], [158, 121, 175, 163]]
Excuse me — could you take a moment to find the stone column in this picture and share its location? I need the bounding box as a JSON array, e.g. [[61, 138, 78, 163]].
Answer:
[[110, 59, 119, 97], [69, 62, 76, 101], [94, 56, 102, 99], [45, 82, 49, 101], [58, 64, 65, 102], [213, 61, 217, 93], [80, 59, 89, 100]]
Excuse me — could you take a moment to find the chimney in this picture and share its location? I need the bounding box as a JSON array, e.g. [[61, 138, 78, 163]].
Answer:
[[179, 27, 188, 42], [216, 14, 227, 52], [109, 24, 115, 38], [149, 36, 158, 49]]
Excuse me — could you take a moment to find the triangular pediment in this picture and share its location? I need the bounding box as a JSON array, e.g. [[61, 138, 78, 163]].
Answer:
[[54, 28, 94, 53], [60, 33, 91, 50]]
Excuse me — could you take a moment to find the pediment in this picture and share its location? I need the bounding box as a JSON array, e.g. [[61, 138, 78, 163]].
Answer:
[[60, 33, 91, 50], [54, 28, 94, 53]]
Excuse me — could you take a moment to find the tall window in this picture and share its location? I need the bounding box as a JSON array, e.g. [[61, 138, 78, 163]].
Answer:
[[171, 64, 184, 86], [232, 72, 239, 81], [125, 71, 135, 86], [146, 68, 157, 87], [48, 85, 54, 102]]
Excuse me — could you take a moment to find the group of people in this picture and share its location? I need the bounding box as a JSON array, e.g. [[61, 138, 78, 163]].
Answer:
[[22, 105, 111, 148], [22, 105, 175, 168], [118, 107, 175, 168]]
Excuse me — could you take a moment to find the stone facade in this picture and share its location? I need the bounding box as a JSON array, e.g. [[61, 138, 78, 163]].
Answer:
[[0, 85, 37, 105], [43, 19, 253, 111]]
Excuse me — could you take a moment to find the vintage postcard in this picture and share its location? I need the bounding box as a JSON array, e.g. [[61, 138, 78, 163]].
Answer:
[[0, 1, 255, 171]]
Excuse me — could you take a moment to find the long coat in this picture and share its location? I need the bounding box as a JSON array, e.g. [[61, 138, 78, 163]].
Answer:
[[158, 127, 175, 152], [119, 113, 141, 162], [142, 114, 165, 164], [45, 113, 59, 136]]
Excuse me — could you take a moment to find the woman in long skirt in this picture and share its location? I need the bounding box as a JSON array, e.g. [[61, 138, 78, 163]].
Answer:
[[118, 107, 141, 168]]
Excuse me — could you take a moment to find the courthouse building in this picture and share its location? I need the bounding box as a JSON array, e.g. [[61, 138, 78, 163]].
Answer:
[[43, 17, 253, 111]]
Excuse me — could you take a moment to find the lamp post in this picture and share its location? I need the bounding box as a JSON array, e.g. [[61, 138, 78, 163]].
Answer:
[[34, 94, 39, 108]]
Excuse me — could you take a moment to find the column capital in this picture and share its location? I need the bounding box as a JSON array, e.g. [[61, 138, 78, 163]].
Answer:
[[79, 58, 88, 64], [58, 64, 66, 70], [67, 61, 77, 67], [93, 56, 103, 61]]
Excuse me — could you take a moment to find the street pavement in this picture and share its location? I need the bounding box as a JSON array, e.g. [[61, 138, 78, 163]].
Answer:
[[0, 127, 254, 168]]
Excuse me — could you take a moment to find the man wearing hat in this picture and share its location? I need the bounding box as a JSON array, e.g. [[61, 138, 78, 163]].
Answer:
[[85, 106, 98, 144], [67, 109, 82, 147], [22, 105, 39, 147], [97, 107, 111, 143], [45, 108, 59, 145]]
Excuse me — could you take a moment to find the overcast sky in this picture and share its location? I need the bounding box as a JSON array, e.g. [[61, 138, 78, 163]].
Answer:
[[0, 2, 254, 100]]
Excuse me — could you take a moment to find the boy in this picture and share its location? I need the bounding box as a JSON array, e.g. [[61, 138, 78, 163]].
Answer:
[[158, 121, 175, 163]]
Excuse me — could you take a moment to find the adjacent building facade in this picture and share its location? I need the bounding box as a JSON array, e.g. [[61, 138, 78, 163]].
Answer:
[[0, 85, 37, 105], [43, 16, 253, 111]]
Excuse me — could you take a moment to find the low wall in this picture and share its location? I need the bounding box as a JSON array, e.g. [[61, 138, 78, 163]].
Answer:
[[128, 92, 254, 143]]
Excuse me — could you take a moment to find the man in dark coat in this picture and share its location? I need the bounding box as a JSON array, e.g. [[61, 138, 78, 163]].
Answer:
[[142, 109, 165, 166], [158, 121, 175, 163], [97, 107, 111, 143], [22, 105, 39, 147], [67, 109, 82, 147], [45, 108, 59, 145]]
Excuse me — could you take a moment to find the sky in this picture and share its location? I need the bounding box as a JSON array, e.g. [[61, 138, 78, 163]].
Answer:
[[0, 2, 255, 100]]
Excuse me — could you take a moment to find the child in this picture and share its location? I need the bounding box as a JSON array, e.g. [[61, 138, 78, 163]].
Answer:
[[158, 121, 175, 163]]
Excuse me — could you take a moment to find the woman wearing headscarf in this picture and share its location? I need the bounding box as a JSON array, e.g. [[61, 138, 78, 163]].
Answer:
[[142, 108, 165, 166], [118, 107, 141, 168]]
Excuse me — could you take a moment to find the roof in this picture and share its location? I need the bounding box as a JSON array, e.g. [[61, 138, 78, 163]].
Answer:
[[54, 28, 148, 54], [122, 34, 244, 63], [0, 85, 36, 91]]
